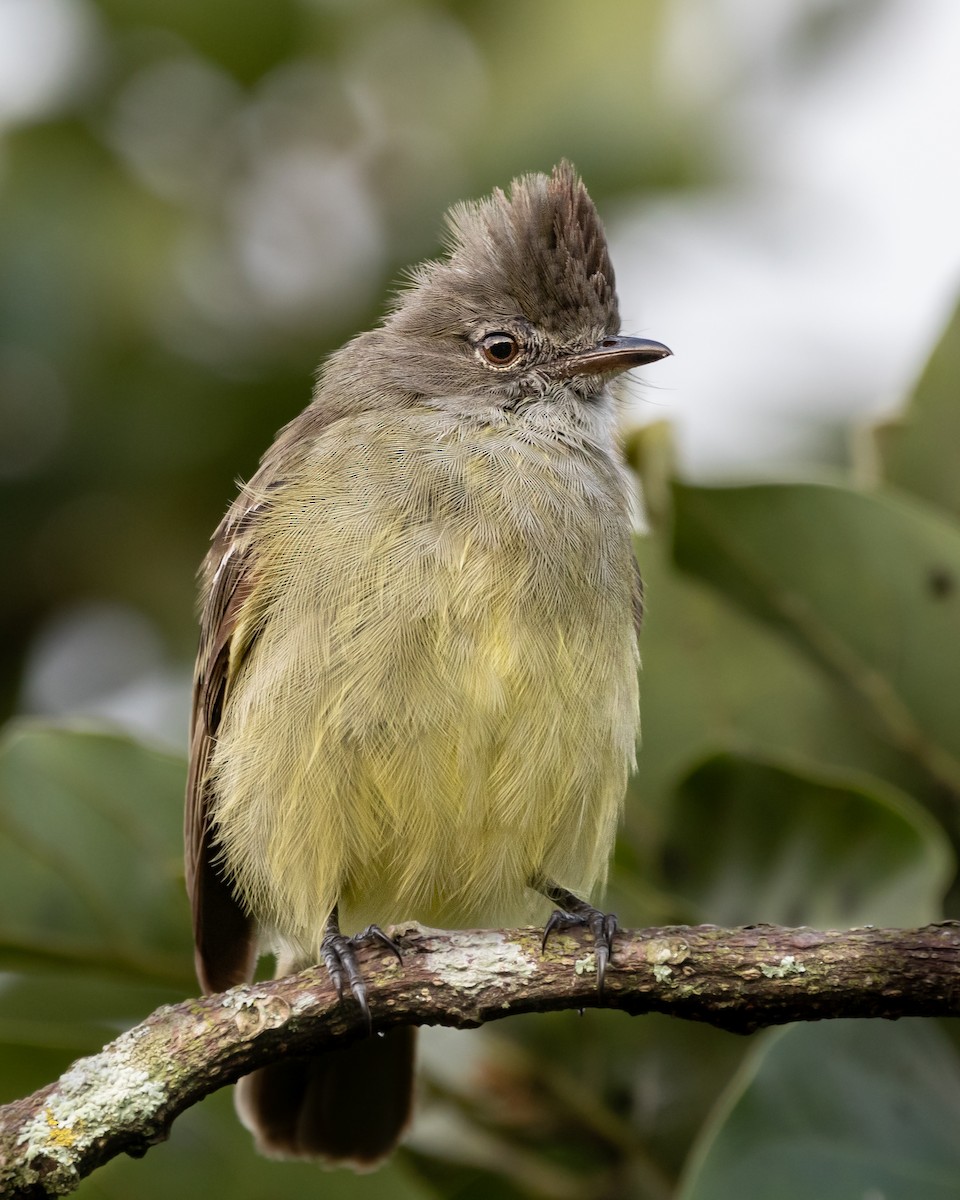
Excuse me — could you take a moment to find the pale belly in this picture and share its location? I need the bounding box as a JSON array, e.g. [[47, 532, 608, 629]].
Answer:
[[207, 418, 639, 958]]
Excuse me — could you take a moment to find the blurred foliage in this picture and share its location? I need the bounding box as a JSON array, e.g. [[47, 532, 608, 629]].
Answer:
[[677, 1020, 960, 1200], [869, 301, 960, 522], [3, 1, 960, 1197], [663, 753, 950, 929]]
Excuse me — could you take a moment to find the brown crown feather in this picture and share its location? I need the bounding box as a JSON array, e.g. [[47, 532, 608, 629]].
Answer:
[[408, 162, 620, 338]]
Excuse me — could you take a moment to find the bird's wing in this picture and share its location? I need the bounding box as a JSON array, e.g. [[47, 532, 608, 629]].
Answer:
[[631, 553, 644, 637], [185, 492, 271, 993]]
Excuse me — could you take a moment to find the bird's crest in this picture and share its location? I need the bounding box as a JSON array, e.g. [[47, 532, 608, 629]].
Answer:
[[407, 162, 620, 338]]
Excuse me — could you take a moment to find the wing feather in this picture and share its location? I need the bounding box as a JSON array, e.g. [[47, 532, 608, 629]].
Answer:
[[185, 497, 269, 993], [631, 554, 644, 637]]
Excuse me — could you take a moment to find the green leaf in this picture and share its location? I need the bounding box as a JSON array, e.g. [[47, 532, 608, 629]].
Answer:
[[0, 971, 184, 1105], [678, 1020, 960, 1200], [0, 722, 193, 985], [73, 1087, 436, 1200], [624, 538, 934, 874], [870, 299, 960, 520], [624, 419, 678, 533], [484, 1010, 748, 1190], [671, 482, 960, 797], [662, 753, 952, 928], [0, 970, 180, 1055]]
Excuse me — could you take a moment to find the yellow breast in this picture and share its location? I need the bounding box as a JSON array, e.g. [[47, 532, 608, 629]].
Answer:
[[208, 410, 639, 957]]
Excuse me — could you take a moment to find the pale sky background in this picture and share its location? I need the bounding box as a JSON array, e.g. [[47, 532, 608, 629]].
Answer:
[[615, 0, 960, 476]]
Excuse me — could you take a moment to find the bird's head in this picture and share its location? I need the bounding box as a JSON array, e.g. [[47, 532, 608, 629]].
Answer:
[[321, 162, 670, 416]]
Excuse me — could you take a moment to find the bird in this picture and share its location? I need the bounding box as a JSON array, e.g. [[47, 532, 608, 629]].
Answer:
[[185, 161, 671, 1168]]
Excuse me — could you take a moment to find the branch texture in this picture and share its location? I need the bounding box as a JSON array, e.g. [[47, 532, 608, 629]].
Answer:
[[2, 920, 959, 1197]]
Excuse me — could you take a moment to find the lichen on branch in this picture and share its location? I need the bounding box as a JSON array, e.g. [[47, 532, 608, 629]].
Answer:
[[2, 920, 959, 1198]]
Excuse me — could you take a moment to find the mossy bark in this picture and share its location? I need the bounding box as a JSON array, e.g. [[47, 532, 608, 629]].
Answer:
[[2, 920, 959, 1197]]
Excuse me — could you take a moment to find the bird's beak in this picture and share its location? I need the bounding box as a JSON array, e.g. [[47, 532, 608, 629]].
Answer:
[[560, 335, 672, 378]]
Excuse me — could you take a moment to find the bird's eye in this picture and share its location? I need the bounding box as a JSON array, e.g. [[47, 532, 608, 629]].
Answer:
[[479, 332, 520, 367]]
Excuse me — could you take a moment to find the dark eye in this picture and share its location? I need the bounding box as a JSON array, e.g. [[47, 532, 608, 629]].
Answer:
[[479, 332, 520, 366]]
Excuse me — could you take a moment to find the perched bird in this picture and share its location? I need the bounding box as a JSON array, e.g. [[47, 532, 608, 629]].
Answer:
[[185, 161, 670, 1167]]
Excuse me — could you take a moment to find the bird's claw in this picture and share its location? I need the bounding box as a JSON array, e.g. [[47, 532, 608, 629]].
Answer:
[[542, 906, 618, 996], [356, 923, 404, 966], [320, 924, 403, 1029]]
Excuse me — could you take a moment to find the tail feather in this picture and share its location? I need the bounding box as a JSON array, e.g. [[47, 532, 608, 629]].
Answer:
[[235, 1026, 417, 1167]]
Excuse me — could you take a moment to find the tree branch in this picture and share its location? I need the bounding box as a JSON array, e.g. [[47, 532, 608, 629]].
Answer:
[[3, 920, 960, 1197]]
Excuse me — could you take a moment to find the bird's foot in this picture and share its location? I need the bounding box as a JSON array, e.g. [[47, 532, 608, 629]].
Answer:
[[541, 903, 618, 996], [320, 917, 403, 1028]]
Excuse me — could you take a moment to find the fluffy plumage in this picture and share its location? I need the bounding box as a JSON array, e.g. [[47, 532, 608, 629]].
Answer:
[[186, 162, 663, 1167], [421, 159, 619, 335]]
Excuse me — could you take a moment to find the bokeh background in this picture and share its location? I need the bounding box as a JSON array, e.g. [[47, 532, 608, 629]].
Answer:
[[3, 2, 960, 1198]]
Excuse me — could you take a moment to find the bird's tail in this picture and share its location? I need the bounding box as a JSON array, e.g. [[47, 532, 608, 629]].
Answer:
[[235, 1025, 417, 1167]]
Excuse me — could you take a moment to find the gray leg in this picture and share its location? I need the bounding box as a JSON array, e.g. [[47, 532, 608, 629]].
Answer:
[[531, 874, 618, 996], [320, 905, 403, 1028]]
